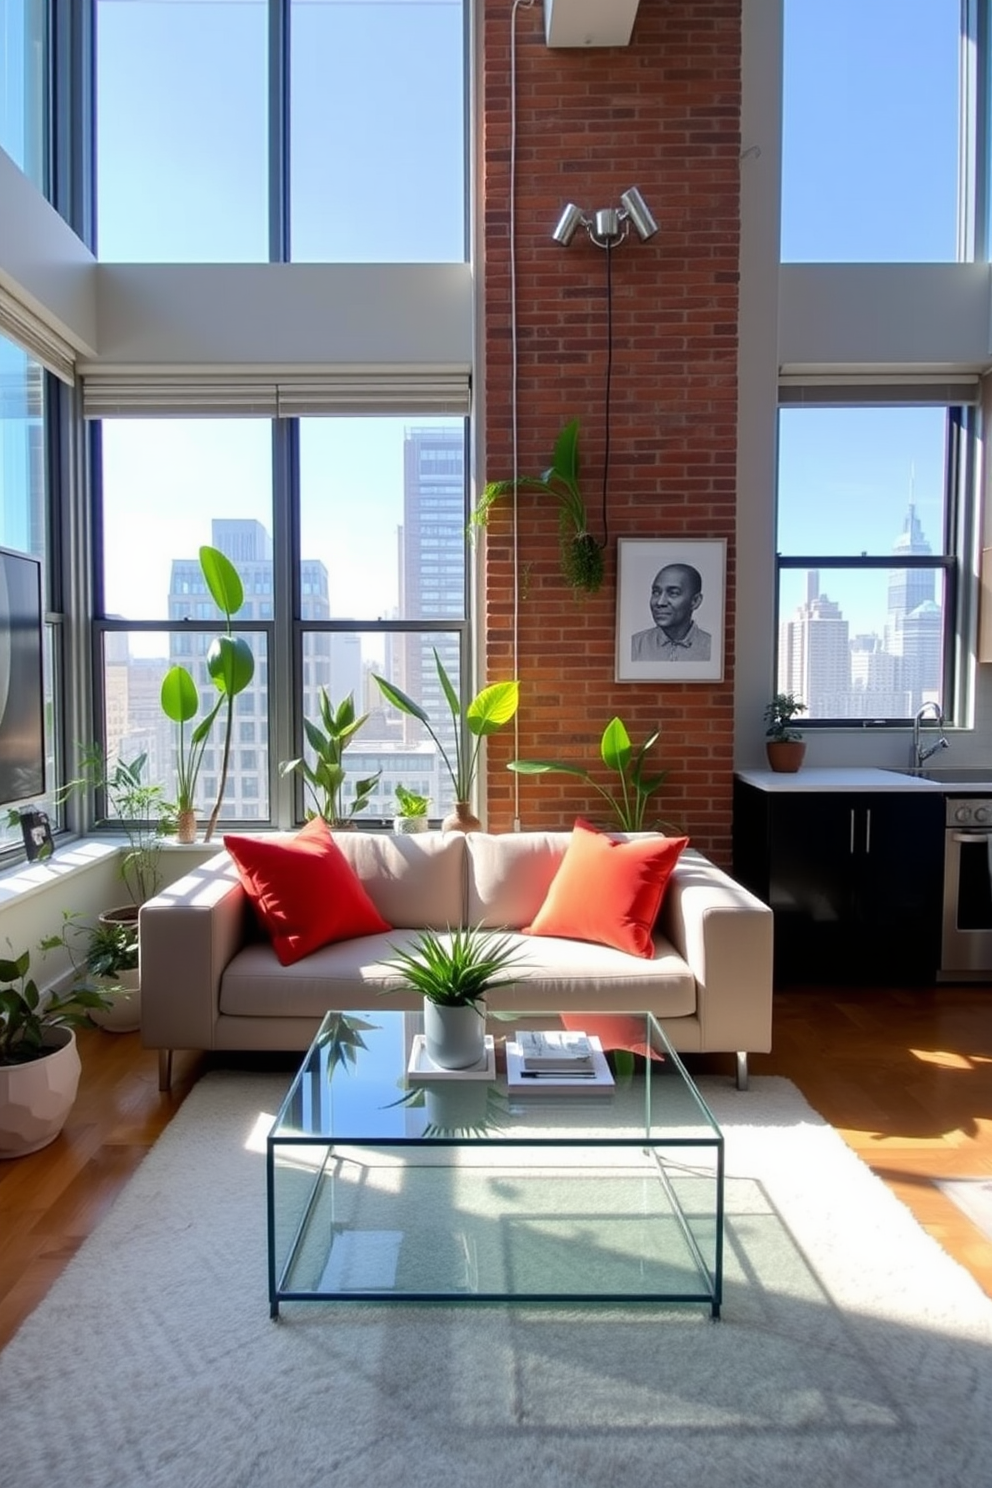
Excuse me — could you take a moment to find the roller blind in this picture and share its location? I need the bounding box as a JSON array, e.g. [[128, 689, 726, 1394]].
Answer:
[[81, 368, 472, 419], [779, 374, 980, 407], [0, 285, 76, 385]]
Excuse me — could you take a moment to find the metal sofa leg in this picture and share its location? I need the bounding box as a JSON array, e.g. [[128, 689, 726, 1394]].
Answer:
[[735, 1052, 749, 1091], [158, 1049, 174, 1094]]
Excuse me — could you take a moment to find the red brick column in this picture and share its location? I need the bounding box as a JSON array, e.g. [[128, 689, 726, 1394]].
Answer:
[[480, 0, 741, 863]]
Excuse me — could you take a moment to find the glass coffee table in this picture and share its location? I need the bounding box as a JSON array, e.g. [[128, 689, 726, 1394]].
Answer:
[[266, 1010, 724, 1318]]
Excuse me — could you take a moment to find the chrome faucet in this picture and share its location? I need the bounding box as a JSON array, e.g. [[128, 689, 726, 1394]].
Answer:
[[912, 701, 949, 769]]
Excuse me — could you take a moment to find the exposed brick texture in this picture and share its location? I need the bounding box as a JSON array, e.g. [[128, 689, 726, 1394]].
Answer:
[[481, 1, 741, 864]]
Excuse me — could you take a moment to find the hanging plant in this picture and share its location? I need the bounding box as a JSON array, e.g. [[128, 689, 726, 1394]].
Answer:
[[472, 418, 605, 594]]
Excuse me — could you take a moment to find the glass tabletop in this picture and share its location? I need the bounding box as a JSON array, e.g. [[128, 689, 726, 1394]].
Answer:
[[270, 1009, 722, 1148]]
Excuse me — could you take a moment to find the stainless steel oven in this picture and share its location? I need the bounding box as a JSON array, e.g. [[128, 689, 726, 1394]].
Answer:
[[940, 796, 992, 979]]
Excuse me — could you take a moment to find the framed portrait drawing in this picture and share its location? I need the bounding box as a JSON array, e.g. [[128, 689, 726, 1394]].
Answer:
[[615, 538, 726, 682]]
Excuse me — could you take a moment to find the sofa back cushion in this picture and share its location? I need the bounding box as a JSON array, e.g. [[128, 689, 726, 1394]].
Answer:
[[465, 832, 573, 928], [333, 830, 466, 928]]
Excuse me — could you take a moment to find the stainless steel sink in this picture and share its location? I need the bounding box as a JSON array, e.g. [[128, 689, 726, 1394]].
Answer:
[[884, 765, 992, 788]]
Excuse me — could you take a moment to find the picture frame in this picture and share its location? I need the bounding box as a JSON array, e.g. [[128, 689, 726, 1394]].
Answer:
[[615, 538, 726, 682]]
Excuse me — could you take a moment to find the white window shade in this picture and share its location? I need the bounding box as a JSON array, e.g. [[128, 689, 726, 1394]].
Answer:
[[0, 285, 77, 384], [779, 375, 980, 407], [81, 369, 471, 419]]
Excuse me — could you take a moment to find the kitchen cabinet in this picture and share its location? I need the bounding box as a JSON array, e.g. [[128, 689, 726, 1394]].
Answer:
[[733, 779, 944, 987]]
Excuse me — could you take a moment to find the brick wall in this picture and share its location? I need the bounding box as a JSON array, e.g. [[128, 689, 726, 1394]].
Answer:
[[480, 0, 741, 864]]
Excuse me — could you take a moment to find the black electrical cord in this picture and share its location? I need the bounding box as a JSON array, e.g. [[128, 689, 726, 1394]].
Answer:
[[600, 238, 614, 551]]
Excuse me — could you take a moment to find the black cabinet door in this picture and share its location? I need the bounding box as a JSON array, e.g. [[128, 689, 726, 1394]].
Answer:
[[733, 782, 944, 987]]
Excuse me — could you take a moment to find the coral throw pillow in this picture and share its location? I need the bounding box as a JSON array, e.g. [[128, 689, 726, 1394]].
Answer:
[[524, 818, 689, 959], [224, 818, 391, 966]]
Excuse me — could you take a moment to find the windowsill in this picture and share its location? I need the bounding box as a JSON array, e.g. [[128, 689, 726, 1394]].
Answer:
[[0, 838, 121, 908]]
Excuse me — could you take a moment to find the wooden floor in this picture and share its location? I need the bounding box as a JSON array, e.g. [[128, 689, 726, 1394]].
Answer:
[[1, 983, 991, 1351]]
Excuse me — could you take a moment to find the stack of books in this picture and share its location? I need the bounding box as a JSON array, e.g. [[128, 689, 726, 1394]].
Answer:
[[506, 1029, 614, 1095]]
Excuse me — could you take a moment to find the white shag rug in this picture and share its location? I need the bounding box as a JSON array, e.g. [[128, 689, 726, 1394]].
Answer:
[[2, 1072, 991, 1488]]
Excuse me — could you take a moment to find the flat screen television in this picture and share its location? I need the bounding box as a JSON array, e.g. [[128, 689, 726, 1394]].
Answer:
[[0, 546, 45, 807]]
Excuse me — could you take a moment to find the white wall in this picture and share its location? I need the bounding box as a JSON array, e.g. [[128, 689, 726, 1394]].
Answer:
[[0, 146, 97, 355]]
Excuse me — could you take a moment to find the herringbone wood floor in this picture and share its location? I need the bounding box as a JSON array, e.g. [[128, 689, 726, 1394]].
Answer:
[[1, 984, 990, 1350]]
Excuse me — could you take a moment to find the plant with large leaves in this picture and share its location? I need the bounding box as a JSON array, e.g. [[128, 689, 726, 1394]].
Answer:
[[159, 664, 222, 842], [509, 716, 671, 832], [279, 689, 381, 828], [472, 418, 604, 593], [372, 650, 519, 822]]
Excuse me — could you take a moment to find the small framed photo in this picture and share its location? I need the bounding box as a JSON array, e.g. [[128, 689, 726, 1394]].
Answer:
[[615, 538, 726, 682]]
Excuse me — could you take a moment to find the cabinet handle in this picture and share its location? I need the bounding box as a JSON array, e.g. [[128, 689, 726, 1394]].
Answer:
[[850, 809, 855, 854], [865, 808, 871, 854]]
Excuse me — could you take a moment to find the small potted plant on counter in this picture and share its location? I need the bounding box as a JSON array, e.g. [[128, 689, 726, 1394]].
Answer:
[[764, 693, 807, 773]]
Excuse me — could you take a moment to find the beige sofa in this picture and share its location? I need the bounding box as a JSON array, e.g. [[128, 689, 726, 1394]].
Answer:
[[140, 829, 773, 1092]]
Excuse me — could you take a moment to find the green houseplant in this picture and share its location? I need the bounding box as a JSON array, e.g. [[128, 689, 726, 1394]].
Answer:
[[472, 418, 604, 593], [509, 716, 671, 832], [196, 546, 256, 842], [385, 924, 522, 1070], [0, 945, 112, 1157], [279, 689, 381, 828], [764, 693, 807, 773], [42, 914, 141, 1035], [159, 663, 223, 843], [60, 747, 172, 915], [392, 783, 430, 835], [372, 650, 519, 832]]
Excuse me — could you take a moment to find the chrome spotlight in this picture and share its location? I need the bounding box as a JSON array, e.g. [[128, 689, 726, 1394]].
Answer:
[[619, 186, 658, 241], [552, 202, 585, 246]]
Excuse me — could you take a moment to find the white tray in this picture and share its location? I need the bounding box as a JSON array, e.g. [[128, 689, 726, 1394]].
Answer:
[[407, 1033, 496, 1082]]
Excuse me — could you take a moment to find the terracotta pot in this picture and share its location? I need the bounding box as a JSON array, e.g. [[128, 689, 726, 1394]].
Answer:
[[0, 1028, 81, 1159], [766, 740, 806, 774], [175, 808, 198, 844], [441, 801, 482, 833]]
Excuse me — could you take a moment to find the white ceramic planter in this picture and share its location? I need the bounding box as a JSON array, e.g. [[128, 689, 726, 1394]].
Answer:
[[422, 998, 486, 1070], [89, 970, 141, 1034], [0, 1028, 81, 1159], [393, 816, 430, 835]]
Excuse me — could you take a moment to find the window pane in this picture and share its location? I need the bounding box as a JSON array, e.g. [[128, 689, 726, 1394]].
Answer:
[[777, 406, 954, 722], [778, 407, 949, 557], [299, 419, 466, 621], [100, 421, 273, 620], [102, 628, 270, 819], [295, 627, 461, 820], [0, 334, 56, 834], [95, 0, 268, 262], [0, 0, 47, 188], [290, 0, 466, 263], [778, 568, 947, 720], [781, 0, 961, 261]]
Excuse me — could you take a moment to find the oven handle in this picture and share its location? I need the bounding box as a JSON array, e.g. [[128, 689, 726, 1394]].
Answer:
[[950, 832, 992, 843]]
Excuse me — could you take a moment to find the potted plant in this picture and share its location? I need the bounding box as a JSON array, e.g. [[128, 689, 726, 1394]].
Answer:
[[764, 693, 807, 773], [279, 689, 381, 828], [0, 946, 112, 1158], [471, 418, 605, 593], [60, 747, 172, 922], [392, 784, 430, 835], [198, 546, 256, 842], [42, 914, 141, 1034], [372, 650, 520, 832], [384, 924, 521, 1070], [508, 716, 672, 832], [159, 664, 223, 843]]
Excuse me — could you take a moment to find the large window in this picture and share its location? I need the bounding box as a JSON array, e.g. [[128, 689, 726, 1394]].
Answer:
[[95, 0, 467, 265], [775, 405, 965, 723], [0, 0, 47, 190], [781, 0, 963, 262], [0, 333, 57, 851]]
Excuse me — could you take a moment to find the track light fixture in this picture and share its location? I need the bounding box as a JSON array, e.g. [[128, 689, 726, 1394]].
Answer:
[[551, 186, 658, 248]]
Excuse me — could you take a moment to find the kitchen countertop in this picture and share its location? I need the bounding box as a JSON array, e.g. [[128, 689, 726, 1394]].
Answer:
[[735, 767, 945, 792]]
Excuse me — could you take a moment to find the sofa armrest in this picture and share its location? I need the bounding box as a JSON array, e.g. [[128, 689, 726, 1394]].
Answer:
[[659, 849, 774, 1053], [140, 852, 246, 1058]]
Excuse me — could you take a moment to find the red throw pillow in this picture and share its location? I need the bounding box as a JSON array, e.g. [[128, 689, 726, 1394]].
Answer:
[[224, 818, 391, 966], [524, 818, 689, 959]]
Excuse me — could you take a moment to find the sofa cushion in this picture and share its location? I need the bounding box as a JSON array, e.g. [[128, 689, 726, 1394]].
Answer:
[[524, 819, 689, 958], [330, 830, 467, 928], [465, 831, 574, 927], [223, 819, 391, 966], [218, 928, 697, 1020]]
